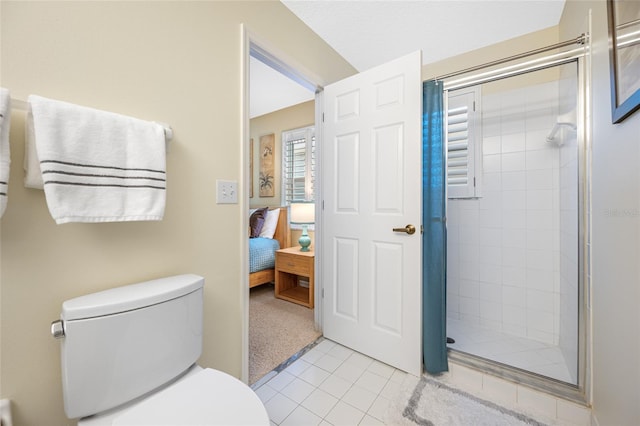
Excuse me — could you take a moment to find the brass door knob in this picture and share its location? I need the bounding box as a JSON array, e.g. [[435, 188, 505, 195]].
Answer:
[[392, 224, 416, 235]]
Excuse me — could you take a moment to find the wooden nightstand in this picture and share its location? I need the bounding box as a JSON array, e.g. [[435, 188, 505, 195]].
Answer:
[[275, 247, 314, 308]]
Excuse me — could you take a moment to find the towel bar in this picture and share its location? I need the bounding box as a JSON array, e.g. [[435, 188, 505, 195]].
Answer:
[[10, 97, 173, 142]]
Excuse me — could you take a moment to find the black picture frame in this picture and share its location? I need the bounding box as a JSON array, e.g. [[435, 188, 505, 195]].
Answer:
[[607, 0, 640, 123]]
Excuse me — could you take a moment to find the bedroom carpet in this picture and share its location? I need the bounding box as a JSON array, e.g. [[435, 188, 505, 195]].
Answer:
[[249, 283, 321, 385]]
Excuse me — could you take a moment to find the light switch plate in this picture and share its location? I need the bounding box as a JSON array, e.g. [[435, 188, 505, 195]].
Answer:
[[216, 180, 238, 204]]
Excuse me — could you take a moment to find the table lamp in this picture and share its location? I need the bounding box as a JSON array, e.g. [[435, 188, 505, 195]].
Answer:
[[290, 202, 315, 252]]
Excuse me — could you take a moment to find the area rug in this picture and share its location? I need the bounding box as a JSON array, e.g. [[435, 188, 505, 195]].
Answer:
[[249, 283, 321, 384], [386, 375, 554, 426]]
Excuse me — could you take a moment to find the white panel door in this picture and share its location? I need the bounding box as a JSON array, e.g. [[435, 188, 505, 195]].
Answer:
[[322, 51, 422, 376]]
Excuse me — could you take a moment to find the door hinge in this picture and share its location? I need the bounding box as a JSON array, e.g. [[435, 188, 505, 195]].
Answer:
[[322, 200, 325, 210], [322, 288, 324, 298], [322, 113, 325, 122], [473, 177, 476, 187]]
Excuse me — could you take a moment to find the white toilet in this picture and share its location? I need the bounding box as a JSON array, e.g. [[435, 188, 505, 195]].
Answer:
[[51, 274, 269, 425]]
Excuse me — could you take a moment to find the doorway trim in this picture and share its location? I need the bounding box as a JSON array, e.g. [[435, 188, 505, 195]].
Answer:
[[241, 24, 324, 383]]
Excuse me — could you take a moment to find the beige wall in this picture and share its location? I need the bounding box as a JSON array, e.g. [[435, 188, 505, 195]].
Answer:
[[559, 1, 640, 425], [249, 100, 314, 208], [0, 2, 355, 425]]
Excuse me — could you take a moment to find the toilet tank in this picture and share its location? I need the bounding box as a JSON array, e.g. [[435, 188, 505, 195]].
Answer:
[[56, 274, 204, 419]]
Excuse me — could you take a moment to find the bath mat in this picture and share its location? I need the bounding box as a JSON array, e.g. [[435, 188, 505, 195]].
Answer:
[[386, 375, 554, 426]]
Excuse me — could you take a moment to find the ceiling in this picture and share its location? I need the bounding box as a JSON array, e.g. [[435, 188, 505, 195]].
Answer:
[[250, 0, 566, 118]]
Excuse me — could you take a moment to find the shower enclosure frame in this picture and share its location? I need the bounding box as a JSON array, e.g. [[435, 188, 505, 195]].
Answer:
[[437, 34, 591, 404]]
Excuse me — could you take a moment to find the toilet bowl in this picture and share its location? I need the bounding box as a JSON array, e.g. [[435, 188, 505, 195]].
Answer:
[[52, 274, 269, 425], [78, 366, 268, 425]]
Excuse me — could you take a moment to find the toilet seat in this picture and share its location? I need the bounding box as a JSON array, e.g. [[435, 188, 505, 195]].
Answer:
[[79, 367, 269, 426]]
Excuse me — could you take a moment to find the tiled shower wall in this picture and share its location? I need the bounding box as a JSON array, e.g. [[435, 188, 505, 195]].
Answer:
[[447, 79, 573, 347]]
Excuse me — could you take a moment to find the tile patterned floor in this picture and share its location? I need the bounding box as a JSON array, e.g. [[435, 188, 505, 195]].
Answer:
[[447, 318, 575, 383], [251, 339, 414, 425], [251, 337, 591, 426]]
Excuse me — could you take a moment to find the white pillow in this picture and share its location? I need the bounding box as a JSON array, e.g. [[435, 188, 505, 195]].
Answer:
[[259, 208, 280, 239]]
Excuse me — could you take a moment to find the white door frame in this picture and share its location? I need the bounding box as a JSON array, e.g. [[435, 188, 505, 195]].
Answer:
[[240, 25, 324, 383]]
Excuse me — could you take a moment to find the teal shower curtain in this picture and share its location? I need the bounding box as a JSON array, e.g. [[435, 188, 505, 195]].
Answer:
[[422, 80, 448, 374]]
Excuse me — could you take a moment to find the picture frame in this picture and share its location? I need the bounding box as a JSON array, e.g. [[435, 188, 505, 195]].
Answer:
[[259, 133, 275, 197], [607, 0, 640, 123]]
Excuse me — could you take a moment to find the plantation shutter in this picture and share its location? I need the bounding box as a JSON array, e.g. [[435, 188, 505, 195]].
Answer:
[[447, 88, 480, 198], [283, 126, 315, 204]]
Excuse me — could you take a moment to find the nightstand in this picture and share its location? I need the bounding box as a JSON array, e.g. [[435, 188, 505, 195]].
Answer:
[[275, 247, 314, 308]]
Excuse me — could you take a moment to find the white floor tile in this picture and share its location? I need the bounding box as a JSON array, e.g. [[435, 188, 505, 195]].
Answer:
[[281, 378, 316, 404], [315, 340, 338, 353], [255, 337, 590, 426], [301, 388, 339, 418], [366, 395, 391, 421], [264, 393, 298, 424], [280, 405, 323, 426], [324, 400, 366, 426], [267, 371, 296, 391], [255, 383, 278, 404], [315, 353, 345, 373], [342, 385, 377, 412], [302, 348, 327, 364], [379, 379, 402, 400], [345, 352, 375, 370], [334, 362, 367, 384], [354, 371, 389, 394], [366, 360, 395, 379], [285, 359, 313, 377], [359, 414, 385, 425], [328, 343, 355, 361], [319, 374, 353, 399], [299, 365, 332, 387]]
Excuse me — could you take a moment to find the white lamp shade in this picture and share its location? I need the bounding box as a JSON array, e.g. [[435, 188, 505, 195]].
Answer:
[[290, 202, 315, 224]]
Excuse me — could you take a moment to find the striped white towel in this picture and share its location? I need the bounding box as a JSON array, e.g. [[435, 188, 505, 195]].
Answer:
[[0, 88, 10, 219], [26, 95, 166, 224]]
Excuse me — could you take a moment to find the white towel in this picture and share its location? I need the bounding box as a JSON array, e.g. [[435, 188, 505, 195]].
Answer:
[[26, 95, 166, 224], [0, 88, 11, 219]]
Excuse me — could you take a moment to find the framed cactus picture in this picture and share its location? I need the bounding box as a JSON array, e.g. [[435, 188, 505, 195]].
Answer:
[[259, 133, 275, 197]]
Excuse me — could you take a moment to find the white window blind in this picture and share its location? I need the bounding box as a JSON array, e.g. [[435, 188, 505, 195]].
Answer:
[[282, 126, 315, 204], [447, 87, 481, 199]]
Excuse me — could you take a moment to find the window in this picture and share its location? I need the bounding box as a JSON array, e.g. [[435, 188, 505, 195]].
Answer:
[[446, 86, 482, 199], [281, 125, 315, 204]]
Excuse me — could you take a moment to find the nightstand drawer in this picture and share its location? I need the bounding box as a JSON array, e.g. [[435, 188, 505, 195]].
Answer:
[[276, 251, 311, 275]]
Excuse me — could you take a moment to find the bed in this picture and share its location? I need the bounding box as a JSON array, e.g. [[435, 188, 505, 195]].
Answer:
[[249, 207, 290, 288]]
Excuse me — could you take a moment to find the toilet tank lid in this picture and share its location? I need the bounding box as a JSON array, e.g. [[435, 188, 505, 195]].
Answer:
[[61, 274, 204, 321]]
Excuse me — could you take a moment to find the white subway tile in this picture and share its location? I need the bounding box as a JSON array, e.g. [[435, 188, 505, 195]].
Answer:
[[502, 132, 526, 153], [557, 399, 591, 425], [526, 169, 553, 190], [502, 190, 526, 210], [483, 136, 502, 155], [502, 152, 526, 172], [502, 209, 526, 229], [482, 374, 518, 406], [527, 190, 554, 210], [502, 247, 526, 268], [502, 171, 526, 191], [502, 266, 526, 287], [503, 285, 526, 307], [484, 153, 502, 173], [503, 305, 527, 327], [502, 229, 526, 249], [517, 386, 557, 420]]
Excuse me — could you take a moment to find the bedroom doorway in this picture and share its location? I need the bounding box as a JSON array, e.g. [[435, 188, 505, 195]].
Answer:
[[243, 30, 324, 385]]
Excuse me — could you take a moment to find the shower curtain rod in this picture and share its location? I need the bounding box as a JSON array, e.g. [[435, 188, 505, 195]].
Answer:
[[433, 33, 586, 82]]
